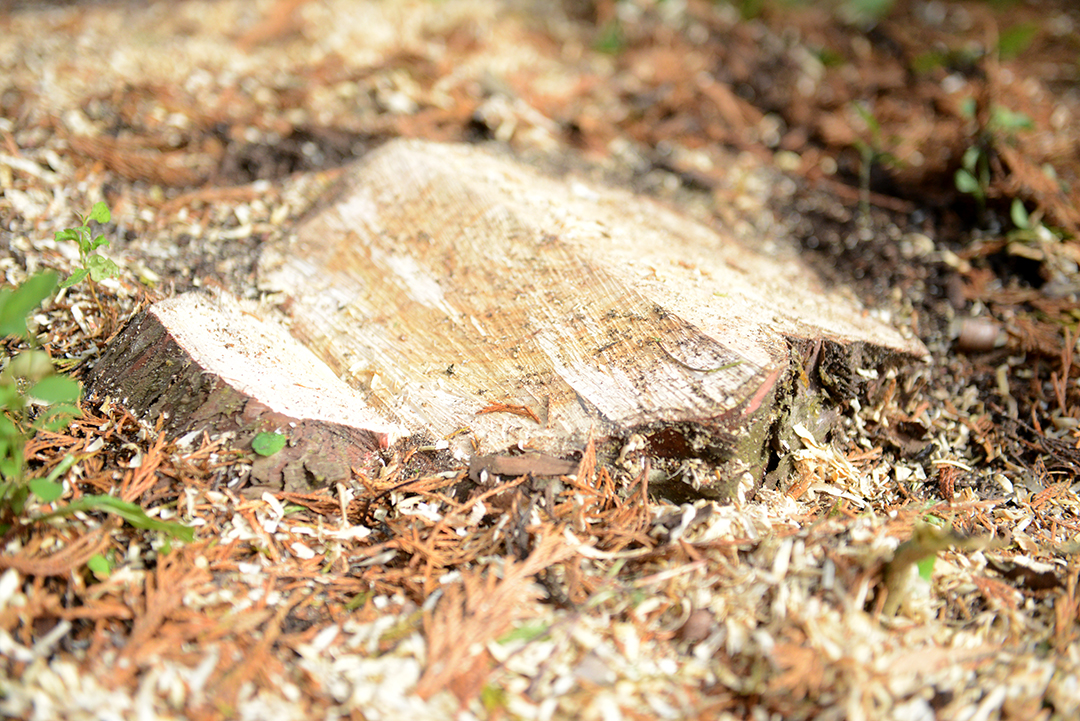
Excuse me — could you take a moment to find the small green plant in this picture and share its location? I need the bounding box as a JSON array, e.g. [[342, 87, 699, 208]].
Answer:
[[55, 200, 120, 318], [594, 19, 626, 55], [1006, 197, 1063, 247], [57, 201, 120, 288], [86, 552, 112, 580], [1, 204, 191, 545], [0, 271, 81, 519], [851, 102, 901, 219], [954, 99, 1034, 224], [954, 143, 991, 211], [997, 22, 1037, 61], [1010, 197, 1035, 235]]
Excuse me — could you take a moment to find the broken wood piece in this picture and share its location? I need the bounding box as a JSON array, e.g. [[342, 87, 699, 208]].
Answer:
[[468, 452, 580, 484], [88, 293, 404, 491]]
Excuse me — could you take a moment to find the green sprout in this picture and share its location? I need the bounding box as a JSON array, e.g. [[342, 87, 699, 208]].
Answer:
[[954, 144, 991, 213], [1, 204, 191, 547], [0, 271, 81, 514], [954, 98, 1034, 226], [851, 102, 901, 220], [56, 201, 120, 317]]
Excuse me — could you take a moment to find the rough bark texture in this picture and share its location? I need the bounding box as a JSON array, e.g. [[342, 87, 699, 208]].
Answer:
[[88, 293, 400, 491]]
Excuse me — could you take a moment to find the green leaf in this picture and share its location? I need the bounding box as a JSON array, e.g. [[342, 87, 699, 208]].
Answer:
[[961, 146, 982, 172], [89, 234, 111, 252], [0, 414, 20, 441], [1011, 198, 1031, 230], [35, 404, 80, 432], [954, 169, 981, 195], [42, 494, 195, 542], [991, 105, 1033, 132], [497, 619, 550, 645], [29, 375, 81, 404], [998, 23, 1037, 60], [853, 102, 881, 137], [0, 482, 28, 515], [0, 272, 57, 337], [86, 553, 111, 579], [252, 431, 287, 456], [916, 554, 937, 581], [57, 222, 94, 254], [88, 201, 111, 224], [43, 455, 77, 485], [7, 350, 56, 382], [87, 254, 120, 282], [59, 268, 91, 289], [29, 477, 64, 503]]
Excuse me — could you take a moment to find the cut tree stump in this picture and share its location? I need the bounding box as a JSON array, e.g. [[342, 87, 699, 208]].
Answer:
[[91, 139, 927, 499]]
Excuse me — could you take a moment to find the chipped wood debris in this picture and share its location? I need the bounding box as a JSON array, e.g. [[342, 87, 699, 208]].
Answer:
[[3, 0, 1080, 719], [468, 452, 579, 483]]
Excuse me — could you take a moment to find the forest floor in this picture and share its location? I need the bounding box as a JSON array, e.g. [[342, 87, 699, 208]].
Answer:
[[2, 0, 1080, 719]]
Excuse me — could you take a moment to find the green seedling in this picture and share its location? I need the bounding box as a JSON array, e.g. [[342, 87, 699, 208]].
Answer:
[[1, 205, 191, 549], [57, 201, 119, 288], [881, 523, 989, 617], [86, 553, 111, 580], [955, 98, 1034, 226], [1006, 197, 1066, 249], [851, 102, 901, 220], [954, 144, 991, 215], [1011, 197, 1034, 233], [56, 201, 120, 319], [0, 271, 81, 523]]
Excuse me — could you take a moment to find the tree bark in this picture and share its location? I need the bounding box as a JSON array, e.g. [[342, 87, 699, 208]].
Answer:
[[88, 293, 402, 491]]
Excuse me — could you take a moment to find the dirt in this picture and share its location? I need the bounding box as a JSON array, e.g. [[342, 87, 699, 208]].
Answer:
[[2, 0, 1080, 718]]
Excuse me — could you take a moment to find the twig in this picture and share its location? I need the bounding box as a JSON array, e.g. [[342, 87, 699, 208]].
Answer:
[[653, 339, 742, 374]]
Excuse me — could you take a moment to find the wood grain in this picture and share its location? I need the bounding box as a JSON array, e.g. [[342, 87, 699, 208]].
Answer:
[[253, 139, 927, 498]]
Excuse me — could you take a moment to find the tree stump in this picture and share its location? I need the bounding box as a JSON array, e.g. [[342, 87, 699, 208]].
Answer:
[[91, 140, 927, 499]]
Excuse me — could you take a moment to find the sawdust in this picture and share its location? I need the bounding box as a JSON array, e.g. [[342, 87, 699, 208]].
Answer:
[[2, 0, 1080, 719]]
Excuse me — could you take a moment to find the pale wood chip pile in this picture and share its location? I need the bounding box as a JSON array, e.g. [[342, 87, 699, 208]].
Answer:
[[2, 1, 1080, 719]]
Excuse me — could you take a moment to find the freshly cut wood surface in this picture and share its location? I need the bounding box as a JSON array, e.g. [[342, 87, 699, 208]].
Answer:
[[88, 293, 403, 491], [253, 139, 927, 498]]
